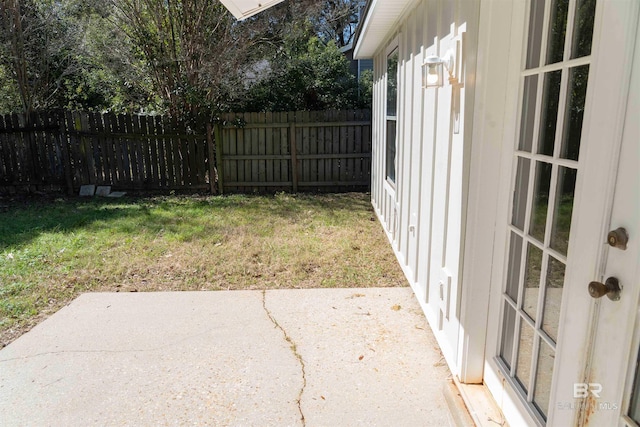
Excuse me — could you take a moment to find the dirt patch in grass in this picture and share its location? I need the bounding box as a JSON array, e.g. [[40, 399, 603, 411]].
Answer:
[[0, 192, 406, 347]]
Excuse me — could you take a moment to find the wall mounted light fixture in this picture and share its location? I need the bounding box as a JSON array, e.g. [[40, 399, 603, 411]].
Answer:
[[422, 50, 455, 88]]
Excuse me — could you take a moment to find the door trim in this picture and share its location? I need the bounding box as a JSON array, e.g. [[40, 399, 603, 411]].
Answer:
[[457, 0, 521, 384]]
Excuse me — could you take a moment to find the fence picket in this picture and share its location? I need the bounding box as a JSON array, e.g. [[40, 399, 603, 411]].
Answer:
[[265, 112, 273, 183], [103, 113, 117, 185], [330, 111, 340, 183], [289, 117, 298, 193], [301, 111, 310, 185], [66, 112, 80, 186], [91, 112, 106, 185], [207, 123, 218, 194], [257, 112, 266, 185], [316, 112, 327, 181], [159, 116, 173, 186], [142, 115, 153, 186], [244, 114, 252, 192], [32, 112, 46, 183], [190, 134, 198, 186], [151, 116, 163, 187], [57, 113, 72, 194], [0, 115, 10, 183], [171, 119, 183, 187], [130, 115, 143, 187], [146, 116, 157, 186], [197, 133, 206, 186], [87, 112, 102, 184], [278, 112, 288, 186]]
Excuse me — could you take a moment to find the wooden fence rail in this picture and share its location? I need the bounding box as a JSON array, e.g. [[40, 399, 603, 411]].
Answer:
[[0, 109, 372, 194]]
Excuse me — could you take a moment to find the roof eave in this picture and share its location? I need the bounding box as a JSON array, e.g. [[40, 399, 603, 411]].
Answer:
[[353, 0, 416, 59]]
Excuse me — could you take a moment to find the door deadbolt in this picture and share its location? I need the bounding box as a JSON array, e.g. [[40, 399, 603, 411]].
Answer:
[[588, 277, 621, 301], [607, 227, 628, 250]]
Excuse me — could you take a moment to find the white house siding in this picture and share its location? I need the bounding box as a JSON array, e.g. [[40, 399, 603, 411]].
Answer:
[[369, 0, 480, 375]]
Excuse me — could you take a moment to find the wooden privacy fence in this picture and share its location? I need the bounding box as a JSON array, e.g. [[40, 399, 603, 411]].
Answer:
[[217, 110, 371, 193], [0, 111, 67, 191], [63, 112, 210, 192], [0, 109, 372, 194], [0, 110, 210, 193]]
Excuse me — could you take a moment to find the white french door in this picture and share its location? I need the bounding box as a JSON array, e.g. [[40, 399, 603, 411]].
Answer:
[[588, 12, 640, 426], [484, 0, 639, 425]]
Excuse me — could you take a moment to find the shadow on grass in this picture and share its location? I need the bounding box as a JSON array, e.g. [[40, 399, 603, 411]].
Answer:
[[0, 192, 373, 251]]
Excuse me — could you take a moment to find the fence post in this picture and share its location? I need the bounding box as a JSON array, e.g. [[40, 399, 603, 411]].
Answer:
[[58, 112, 74, 195], [289, 121, 298, 193]]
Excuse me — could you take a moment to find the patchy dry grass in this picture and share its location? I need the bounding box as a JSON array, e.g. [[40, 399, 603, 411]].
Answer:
[[0, 192, 406, 346]]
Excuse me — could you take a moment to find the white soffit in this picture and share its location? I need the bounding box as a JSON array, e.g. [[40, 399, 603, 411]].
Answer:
[[219, 0, 285, 21], [354, 0, 416, 59]]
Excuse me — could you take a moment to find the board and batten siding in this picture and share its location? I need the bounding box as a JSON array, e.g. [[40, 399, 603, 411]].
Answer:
[[369, 0, 480, 377]]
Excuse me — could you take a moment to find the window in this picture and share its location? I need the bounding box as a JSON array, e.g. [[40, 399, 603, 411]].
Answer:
[[386, 47, 398, 184]]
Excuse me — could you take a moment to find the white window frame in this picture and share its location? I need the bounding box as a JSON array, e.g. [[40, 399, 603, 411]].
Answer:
[[384, 39, 399, 188]]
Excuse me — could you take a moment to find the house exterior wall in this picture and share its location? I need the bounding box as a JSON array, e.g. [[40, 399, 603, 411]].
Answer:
[[364, 0, 640, 423], [369, 0, 480, 376]]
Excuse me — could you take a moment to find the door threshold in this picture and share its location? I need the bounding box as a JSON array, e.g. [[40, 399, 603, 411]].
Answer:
[[449, 378, 509, 427]]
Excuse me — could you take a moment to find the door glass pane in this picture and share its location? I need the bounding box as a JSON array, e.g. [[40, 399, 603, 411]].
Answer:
[[506, 232, 524, 302], [571, 0, 596, 59], [534, 339, 555, 420], [519, 75, 538, 152], [523, 243, 543, 321], [529, 162, 552, 243], [550, 167, 576, 255], [546, 0, 569, 65], [561, 65, 589, 160], [526, 0, 546, 69], [512, 157, 531, 230], [543, 256, 565, 342], [538, 71, 562, 156], [500, 303, 518, 370], [516, 322, 535, 393]]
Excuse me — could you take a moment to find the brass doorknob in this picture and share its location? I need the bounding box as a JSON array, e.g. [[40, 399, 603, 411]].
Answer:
[[588, 277, 621, 301], [608, 227, 628, 250]]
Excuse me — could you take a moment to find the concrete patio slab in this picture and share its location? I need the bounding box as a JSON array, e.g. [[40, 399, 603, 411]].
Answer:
[[0, 288, 452, 426]]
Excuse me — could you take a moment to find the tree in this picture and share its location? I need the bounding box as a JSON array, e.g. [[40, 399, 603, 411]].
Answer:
[[238, 35, 361, 112], [311, 0, 366, 47], [0, 63, 20, 114], [73, 3, 159, 113], [110, 0, 312, 118], [358, 69, 373, 109], [0, 0, 371, 116], [0, 0, 89, 114]]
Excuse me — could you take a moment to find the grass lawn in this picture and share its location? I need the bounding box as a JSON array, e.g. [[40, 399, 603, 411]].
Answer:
[[0, 192, 406, 347]]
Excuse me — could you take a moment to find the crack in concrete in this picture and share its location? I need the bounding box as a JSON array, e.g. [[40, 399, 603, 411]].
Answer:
[[261, 290, 307, 427]]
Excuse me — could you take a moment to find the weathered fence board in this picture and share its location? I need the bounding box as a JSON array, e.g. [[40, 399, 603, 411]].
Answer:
[[0, 109, 371, 194]]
